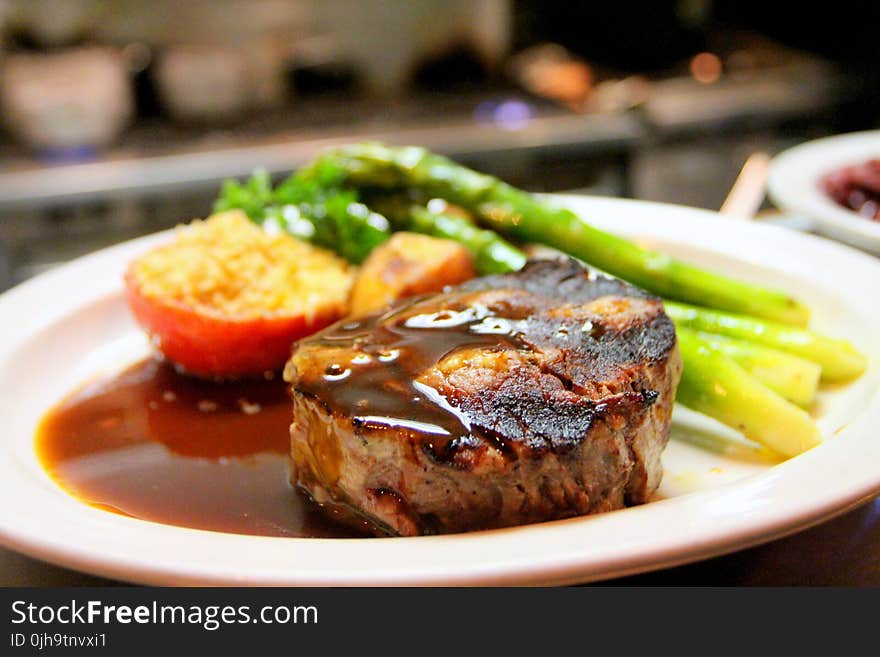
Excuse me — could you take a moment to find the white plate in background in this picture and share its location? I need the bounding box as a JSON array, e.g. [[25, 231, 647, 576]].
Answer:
[[0, 195, 878, 586], [767, 130, 880, 254]]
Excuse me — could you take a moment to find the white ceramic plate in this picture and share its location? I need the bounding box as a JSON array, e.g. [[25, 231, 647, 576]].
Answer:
[[767, 130, 880, 254], [1, 196, 879, 586]]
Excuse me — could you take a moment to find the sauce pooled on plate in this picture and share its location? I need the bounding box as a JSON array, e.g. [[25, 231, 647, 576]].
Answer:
[[36, 358, 366, 538]]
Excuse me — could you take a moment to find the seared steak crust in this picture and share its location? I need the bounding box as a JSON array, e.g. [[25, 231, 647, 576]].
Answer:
[[285, 259, 681, 536]]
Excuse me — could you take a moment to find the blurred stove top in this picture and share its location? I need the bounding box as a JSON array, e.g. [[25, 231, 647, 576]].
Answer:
[[0, 37, 865, 291]]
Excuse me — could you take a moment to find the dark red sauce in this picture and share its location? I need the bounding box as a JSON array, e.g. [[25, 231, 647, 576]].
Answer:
[[821, 158, 880, 220], [35, 358, 366, 538]]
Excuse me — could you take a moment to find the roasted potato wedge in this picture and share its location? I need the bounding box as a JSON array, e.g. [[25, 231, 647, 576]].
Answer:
[[348, 232, 476, 316]]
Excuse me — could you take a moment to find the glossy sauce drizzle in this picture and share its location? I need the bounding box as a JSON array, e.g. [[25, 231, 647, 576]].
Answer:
[[36, 358, 366, 538], [292, 293, 532, 463]]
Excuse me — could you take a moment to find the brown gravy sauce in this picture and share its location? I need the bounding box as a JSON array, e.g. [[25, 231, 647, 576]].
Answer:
[[36, 358, 366, 538]]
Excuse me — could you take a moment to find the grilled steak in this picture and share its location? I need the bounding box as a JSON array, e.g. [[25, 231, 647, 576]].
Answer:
[[284, 259, 681, 536]]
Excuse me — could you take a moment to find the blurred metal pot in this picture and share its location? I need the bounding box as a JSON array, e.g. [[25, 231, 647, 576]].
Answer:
[[155, 45, 249, 121], [0, 47, 133, 152]]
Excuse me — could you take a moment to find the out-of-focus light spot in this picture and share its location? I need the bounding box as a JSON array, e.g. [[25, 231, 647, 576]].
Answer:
[[475, 99, 533, 130], [690, 52, 722, 84], [493, 100, 532, 131]]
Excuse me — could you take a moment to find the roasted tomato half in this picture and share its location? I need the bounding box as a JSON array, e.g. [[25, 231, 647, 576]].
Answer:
[[124, 211, 354, 378]]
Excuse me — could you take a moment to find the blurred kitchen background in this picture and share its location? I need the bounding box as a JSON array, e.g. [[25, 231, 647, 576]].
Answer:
[[0, 0, 877, 290]]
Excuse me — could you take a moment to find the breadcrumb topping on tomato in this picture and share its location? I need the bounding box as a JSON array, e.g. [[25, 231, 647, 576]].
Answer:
[[123, 210, 355, 377], [130, 211, 353, 321]]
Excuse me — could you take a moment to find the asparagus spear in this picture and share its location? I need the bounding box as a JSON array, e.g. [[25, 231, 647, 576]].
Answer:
[[666, 301, 867, 382], [371, 196, 526, 274], [308, 143, 811, 326], [676, 330, 822, 458], [681, 328, 821, 407]]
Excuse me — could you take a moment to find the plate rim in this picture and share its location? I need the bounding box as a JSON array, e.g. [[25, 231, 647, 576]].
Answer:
[[767, 129, 880, 252], [2, 194, 879, 586]]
